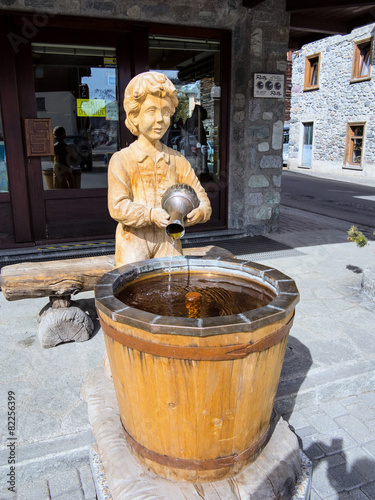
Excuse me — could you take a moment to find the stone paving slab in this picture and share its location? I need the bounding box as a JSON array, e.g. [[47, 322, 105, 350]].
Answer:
[[16, 479, 51, 500], [265, 220, 375, 499]]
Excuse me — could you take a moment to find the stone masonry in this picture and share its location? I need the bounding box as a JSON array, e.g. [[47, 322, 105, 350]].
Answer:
[[0, 0, 290, 235], [288, 23, 375, 182]]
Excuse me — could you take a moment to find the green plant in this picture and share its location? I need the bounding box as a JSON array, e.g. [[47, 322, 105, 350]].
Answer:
[[347, 225, 375, 254]]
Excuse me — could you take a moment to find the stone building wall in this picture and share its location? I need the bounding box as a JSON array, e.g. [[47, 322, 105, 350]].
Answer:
[[1, 0, 290, 235], [289, 23, 375, 181], [229, 2, 289, 234]]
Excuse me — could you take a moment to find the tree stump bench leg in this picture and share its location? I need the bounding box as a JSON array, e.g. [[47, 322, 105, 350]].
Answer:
[[37, 294, 94, 349]]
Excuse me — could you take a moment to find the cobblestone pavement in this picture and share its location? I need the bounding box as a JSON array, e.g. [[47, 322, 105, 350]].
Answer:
[[272, 208, 375, 500], [0, 204, 374, 499]]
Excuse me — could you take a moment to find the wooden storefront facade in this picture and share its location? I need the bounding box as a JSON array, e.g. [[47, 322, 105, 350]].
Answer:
[[0, 13, 230, 249]]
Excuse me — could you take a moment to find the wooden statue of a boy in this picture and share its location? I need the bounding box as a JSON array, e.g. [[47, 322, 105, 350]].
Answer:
[[108, 71, 212, 267]]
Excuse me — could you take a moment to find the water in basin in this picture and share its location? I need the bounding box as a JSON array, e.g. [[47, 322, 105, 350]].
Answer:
[[116, 272, 275, 318]]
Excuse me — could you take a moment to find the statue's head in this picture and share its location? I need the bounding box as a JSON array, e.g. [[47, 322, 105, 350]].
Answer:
[[124, 71, 179, 136]]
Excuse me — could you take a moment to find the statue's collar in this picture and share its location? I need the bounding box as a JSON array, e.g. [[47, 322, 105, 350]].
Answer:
[[130, 141, 170, 164]]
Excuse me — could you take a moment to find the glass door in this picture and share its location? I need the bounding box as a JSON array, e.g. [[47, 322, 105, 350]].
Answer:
[[32, 43, 120, 191], [302, 122, 313, 168], [149, 34, 229, 230], [20, 38, 130, 242]]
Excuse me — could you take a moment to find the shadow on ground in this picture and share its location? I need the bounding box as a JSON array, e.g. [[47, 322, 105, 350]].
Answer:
[[275, 335, 313, 422], [304, 438, 375, 496]]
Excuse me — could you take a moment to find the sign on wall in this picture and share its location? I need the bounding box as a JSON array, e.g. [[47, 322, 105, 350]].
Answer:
[[254, 74, 284, 98], [24, 118, 54, 157]]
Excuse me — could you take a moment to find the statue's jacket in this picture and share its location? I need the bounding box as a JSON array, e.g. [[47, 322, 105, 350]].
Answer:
[[108, 141, 212, 266]]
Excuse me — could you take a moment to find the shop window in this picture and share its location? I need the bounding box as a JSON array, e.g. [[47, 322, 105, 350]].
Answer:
[[36, 97, 46, 111], [32, 43, 120, 190], [345, 123, 365, 168], [0, 104, 8, 192], [149, 35, 221, 184], [351, 38, 372, 82], [304, 53, 320, 91]]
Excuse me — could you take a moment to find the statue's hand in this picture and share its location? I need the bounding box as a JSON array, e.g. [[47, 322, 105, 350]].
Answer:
[[151, 208, 170, 228], [185, 207, 206, 226]]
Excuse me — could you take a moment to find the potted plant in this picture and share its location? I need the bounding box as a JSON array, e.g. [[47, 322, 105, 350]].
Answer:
[[348, 226, 375, 301]]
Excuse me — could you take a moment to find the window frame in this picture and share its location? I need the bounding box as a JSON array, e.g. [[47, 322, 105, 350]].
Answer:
[[303, 53, 321, 91], [344, 122, 366, 170], [351, 37, 373, 83]]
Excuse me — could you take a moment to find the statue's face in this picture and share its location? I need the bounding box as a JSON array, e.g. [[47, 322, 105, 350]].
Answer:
[[134, 94, 173, 144]]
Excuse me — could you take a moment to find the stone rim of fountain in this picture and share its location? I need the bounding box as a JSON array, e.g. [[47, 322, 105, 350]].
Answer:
[[95, 255, 299, 337]]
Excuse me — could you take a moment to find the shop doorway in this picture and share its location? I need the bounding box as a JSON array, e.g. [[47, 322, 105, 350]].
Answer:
[[0, 15, 229, 248], [24, 41, 128, 242]]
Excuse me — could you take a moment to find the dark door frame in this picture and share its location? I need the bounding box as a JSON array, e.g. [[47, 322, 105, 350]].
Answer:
[[0, 15, 33, 245]]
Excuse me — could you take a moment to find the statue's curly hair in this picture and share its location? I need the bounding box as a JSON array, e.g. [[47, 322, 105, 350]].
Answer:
[[124, 71, 179, 136]]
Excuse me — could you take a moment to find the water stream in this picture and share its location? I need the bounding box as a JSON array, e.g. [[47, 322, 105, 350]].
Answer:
[[167, 238, 175, 294]]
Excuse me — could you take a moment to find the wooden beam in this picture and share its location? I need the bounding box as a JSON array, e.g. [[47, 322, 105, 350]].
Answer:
[[287, 0, 375, 11], [0, 246, 234, 301], [242, 0, 266, 8], [347, 10, 375, 29], [0, 255, 116, 300], [290, 13, 348, 35]]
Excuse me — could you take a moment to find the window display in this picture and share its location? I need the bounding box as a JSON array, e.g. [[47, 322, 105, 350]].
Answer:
[[32, 43, 120, 190], [149, 36, 221, 184]]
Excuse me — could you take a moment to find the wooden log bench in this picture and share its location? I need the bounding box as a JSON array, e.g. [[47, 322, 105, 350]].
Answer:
[[0, 246, 233, 348]]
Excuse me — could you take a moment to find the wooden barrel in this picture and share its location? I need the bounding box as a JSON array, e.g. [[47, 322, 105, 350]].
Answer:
[[95, 257, 299, 482]]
